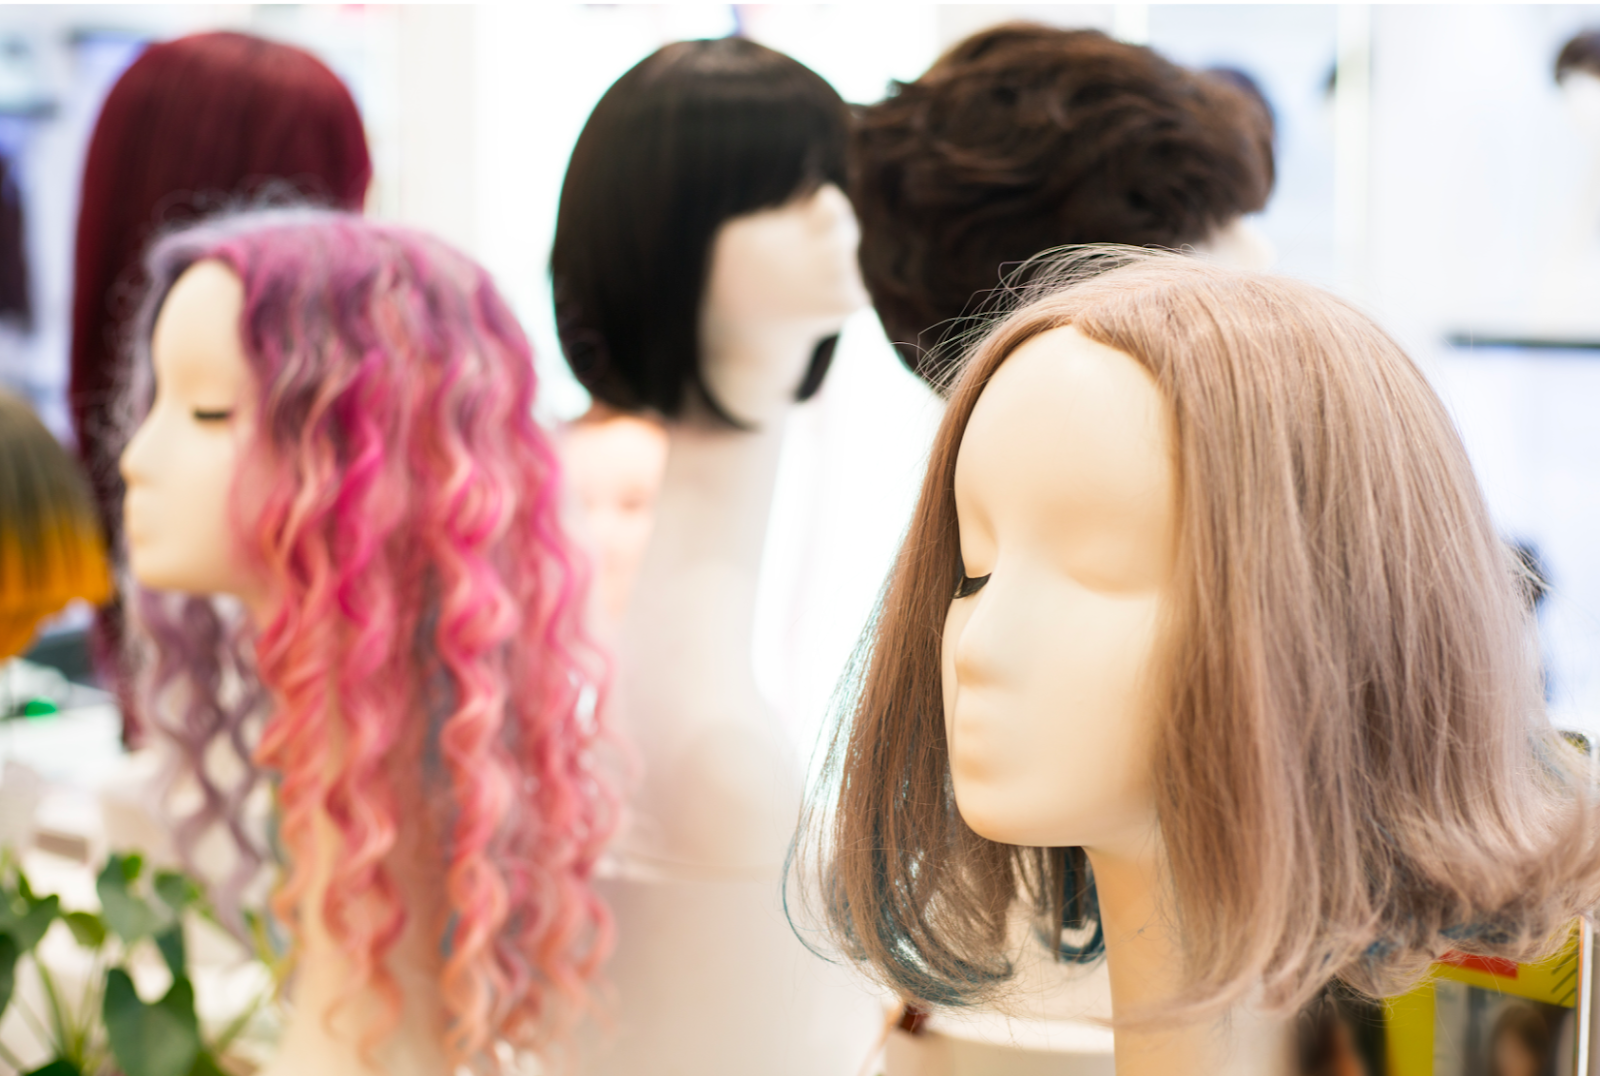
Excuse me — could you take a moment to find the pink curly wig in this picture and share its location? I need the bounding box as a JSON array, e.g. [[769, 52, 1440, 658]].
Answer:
[[126, 209, 616, 1069]]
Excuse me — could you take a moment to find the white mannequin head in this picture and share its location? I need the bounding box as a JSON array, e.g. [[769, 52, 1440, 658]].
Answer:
[[1192, 217, 1277, 271], [1563, 70, 1600, 141], [1557, 32, 1600, 142], [561, 409, 669, 625], [699, 182, 868, 424], [943, 325, 1175, 854], [120, 259, 265, 610]]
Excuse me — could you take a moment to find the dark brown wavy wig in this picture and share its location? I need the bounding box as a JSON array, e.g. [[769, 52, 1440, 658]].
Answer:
[[852, 24, 1275, 384]]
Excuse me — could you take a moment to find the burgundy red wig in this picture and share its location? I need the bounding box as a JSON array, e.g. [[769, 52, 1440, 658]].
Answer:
[[69, 31, 371, 738]]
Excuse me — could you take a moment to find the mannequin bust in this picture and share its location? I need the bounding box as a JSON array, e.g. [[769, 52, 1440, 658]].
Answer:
[[805, 249, 1600, 1076], [120, 210, 615, 1076], [551, 38, 881, 1073]]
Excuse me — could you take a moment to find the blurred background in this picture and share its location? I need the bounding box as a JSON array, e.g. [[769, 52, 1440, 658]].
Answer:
[[4, 2, 1600, 750]]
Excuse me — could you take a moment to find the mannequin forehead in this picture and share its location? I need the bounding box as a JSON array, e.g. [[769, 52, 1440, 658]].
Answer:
[[151, 260, 250, 401], [954, 326, 1176, 588]]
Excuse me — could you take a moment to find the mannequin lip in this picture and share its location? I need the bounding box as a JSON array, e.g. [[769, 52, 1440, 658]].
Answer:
[[122, 494, 149, 544], [946, 703, 1006, 775]]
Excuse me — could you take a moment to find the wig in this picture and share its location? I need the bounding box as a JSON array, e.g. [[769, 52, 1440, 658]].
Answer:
[[127, 210, 616, 1070], [1557, 30, 1600, 83], [851, 24, 1275, 384], [71, 31, 371, 740], [0, 391, 109, 659], [805, 248, 1600, 1024], [550, 37, 849, 426]]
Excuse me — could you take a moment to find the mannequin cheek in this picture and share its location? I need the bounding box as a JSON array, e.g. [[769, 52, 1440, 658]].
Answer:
[[944, 588, 1165, 850], [940, 597, 969, 743]]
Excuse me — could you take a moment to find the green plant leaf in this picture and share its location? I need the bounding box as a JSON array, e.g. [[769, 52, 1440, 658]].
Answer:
[[0, 931, 16, 1020], [187, 1050, 228, 1076], [61, 911, 107, 950], [103, 969, 201, 1076], [24, 1061, 84, 1076], [0, 893, 59, 953], [97, 859, 169, 944], [117, 853, 145, 885], [154, 925, 185, 980], [152, 872, 199, 914]]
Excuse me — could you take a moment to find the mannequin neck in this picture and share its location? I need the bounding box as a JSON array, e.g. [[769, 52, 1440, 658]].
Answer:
[[609, 325, 827, 875], [629, 316, 826, 641], [264, 802, 448, 1076], [1087, 835, 1294, 1076]]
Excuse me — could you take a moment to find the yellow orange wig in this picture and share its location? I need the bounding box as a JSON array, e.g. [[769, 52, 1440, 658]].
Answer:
[[0, 391, 110, 660]]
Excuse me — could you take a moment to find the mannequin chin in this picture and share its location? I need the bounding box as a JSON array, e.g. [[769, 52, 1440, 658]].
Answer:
[[120, 260, 268, 613], [698, 182, 867, 425], [1193, 216, 1277, 271]]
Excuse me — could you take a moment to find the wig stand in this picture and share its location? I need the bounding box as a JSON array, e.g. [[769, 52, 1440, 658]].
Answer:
[[586, 410, 881, 1074], [1088, 837, 1295, 1076]]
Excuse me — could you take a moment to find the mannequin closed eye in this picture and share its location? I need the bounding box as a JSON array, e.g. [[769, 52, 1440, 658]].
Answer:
[[954, 571, 990, 599], [192, 408, 233, 422]]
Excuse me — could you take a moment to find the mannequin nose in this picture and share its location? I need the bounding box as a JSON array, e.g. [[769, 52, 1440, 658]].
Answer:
[[120, 416, 155, 487], [947, 593, 1001, 691]]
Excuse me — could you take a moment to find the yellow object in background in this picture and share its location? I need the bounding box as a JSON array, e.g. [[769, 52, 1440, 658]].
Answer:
[[0, 391, 110, 661], [1384, 923, 1591, 1076]]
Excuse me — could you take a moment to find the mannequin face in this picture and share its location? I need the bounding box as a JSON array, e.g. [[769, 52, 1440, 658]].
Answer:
[[1492, 1030, 1540, 1076], [1564, 71, 1600, 141], [561, 413, 668, 626], [699, 182, 868, 423], [1194, 217, 1276, 271], [121, 260, 266, 609], [942, 326, 1178, 854]]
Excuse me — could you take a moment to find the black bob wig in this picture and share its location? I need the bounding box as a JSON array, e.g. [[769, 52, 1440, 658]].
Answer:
[[551, 37, 851, 426]]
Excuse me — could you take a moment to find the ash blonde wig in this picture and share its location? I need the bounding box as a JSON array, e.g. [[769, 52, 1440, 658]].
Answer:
[[807, 248, 1600, 1021]]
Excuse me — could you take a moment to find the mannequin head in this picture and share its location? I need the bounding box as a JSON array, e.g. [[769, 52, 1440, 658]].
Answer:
[[121, 210, 613, 1067], [551, 37, 861, 426], [1556, 32, 1600, 139], [810, 249, 1600, 1021], [122, 260, 261, 607], [560, 409, 668, 627], [0, 391, 109, 658], [852, 24, 1275, 384], [1489, 1001, 1549, 1076], [72, 30, 370, 733]]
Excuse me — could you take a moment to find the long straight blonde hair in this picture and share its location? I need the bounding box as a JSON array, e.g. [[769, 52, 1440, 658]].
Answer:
[[805, 248, 1600, 1021]]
